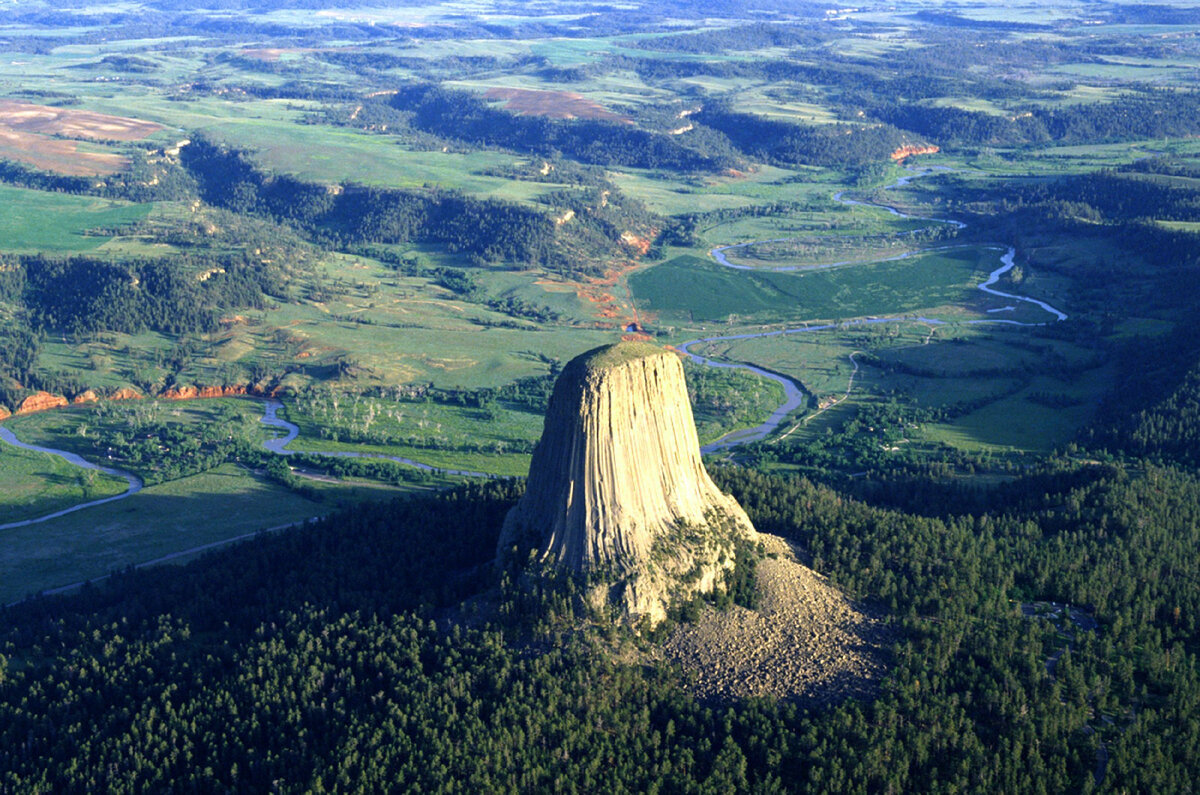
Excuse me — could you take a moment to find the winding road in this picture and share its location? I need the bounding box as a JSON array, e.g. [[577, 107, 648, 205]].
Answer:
[[687, 165, 1069, 451]]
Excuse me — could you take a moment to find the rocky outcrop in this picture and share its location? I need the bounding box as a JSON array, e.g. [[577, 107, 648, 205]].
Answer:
[[159, 384, 251, 400], [500, 341, 757, 625], [663, 534, 890, 702], [0, 404, 10, 421], [72, 390, 99, 404], [16, 391, 69, 415], [109, 388, 143, 401], [890, 144, 939, 161]]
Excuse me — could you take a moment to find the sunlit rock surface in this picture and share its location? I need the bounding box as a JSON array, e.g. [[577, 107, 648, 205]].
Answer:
[[500, 341, 757, 624]]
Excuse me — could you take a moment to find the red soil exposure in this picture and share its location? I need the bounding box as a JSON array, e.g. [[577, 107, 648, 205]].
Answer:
[[566, 257, 652, 332], [890, 144, 939, 162], [0, 128, 127, 176], [620, 231, 653, 256], [72, 390, 99, 405], [16, 391, 69, 415], [109, 388, 144, 401], [482, 87, 629, 123], [0, 405, 10, 421]]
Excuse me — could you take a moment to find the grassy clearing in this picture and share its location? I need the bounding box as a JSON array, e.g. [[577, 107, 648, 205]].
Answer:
[[0, 463, 328, 604], [3, 399, 272, 473], [0, 441, 129, 524], [633, 247, 997, 325], [280, 394, 542, 477], [0, 185, 153, 252], [609, 164, 830, 217], [924, 365, 1109, 453]]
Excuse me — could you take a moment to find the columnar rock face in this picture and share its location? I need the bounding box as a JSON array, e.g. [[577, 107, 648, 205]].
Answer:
[[499, 341, 757, 624]]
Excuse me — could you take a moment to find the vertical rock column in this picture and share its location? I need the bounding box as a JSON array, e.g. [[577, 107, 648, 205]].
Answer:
[[499, 341, 757, 624]]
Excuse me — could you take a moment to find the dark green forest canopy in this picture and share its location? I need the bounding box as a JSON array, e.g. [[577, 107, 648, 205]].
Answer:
[[3, 389, 1200, 791]]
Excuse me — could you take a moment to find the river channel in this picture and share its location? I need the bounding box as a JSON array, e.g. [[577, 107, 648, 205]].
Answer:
[[0, 166, 1068, 524], [687, 166, 1069, 451]]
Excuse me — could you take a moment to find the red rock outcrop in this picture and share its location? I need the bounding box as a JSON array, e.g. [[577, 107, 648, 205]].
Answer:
[[0, 404, 10, 421], [890, 144, 939, 161], [73, 389, 99, 404], [159, 385, 199, 400], [16, 391, 69, 415], [109, 388, 143, 401], [161, 383, 254, 400]]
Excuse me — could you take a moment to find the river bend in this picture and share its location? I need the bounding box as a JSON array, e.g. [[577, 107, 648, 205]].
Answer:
[[690, 166, 1068, 450]]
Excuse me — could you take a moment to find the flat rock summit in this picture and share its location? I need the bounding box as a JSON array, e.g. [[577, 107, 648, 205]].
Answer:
[[499, 341, 757, 624]]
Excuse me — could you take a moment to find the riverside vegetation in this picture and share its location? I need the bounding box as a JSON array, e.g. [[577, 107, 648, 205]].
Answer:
[[2, 0, 1200, 790]]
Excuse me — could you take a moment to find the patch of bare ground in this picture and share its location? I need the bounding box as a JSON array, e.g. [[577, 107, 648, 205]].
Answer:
[[660, 534, 892, 704], [483, 87, 629, 123], [0, 100, 162, 176], [0, 100, 161, 141]]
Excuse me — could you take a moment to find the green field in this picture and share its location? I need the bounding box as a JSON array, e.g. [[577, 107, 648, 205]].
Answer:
[[633, 247, 1002, 325], [280, 394, 542, 477], [0, 463, 327, 603], [0, 441, 129, 524], [0, 185, 153, 252]]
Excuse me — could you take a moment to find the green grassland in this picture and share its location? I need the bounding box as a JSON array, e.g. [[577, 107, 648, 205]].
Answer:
[[923, 367, 1110, 454], [0, 463, 327, 603], [279, 393, 542, 477], [632, 247, 1007, 325], [609, 164, 834, 217], [25, 249, 617, 394], [0, 185, 153, 252], [0, 441, 129, 524]]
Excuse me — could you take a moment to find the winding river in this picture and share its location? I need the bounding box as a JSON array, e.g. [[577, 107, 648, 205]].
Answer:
[[0, 427, 143, 531], [0, 399, 495, 535], [688, 165, 1069, 451], [0, 165, 1069, 527]]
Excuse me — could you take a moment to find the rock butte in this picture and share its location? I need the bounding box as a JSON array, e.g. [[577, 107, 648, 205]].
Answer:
[[499, 341, 757, 625]]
